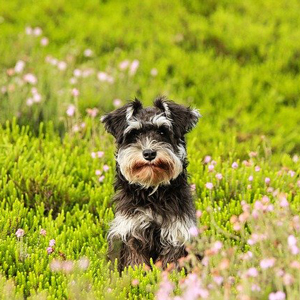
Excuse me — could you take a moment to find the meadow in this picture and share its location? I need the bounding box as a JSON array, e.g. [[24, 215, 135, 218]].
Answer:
[[0, 0, 300, 299]]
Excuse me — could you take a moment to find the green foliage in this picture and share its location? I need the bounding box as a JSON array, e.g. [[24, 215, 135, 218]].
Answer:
[[0, 0, 300, 298]]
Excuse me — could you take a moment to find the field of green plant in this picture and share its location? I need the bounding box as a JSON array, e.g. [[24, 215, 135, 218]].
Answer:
[[0, 0, 300, 299]]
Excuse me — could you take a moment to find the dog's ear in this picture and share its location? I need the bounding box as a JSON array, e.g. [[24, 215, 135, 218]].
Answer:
[[154, 97, 201, 137], [101, 99, 143, 141]]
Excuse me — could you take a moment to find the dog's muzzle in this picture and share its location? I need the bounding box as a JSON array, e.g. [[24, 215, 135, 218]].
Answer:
[[117, 142, 183, 189]]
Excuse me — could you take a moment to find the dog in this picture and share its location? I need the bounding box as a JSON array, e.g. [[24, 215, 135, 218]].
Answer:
[[101, 97, 200, 271]]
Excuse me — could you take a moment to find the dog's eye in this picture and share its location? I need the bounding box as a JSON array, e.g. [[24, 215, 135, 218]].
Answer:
[[157, 127, 167, 136], [130, 129, 138, 136]]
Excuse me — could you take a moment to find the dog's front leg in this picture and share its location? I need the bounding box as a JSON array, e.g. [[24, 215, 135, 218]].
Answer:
[[119, 237, 150, 272], [158, 245, 187, 269]]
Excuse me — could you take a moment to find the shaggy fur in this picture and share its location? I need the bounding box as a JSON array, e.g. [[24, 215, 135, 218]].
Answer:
[[101, 97, 200, 271]]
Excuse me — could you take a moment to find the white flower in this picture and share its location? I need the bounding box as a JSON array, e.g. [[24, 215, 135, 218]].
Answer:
[[14, 60, 25, 73]]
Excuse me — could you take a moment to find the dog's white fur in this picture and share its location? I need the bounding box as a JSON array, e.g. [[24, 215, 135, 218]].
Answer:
[[117, 137, 183, 189], [108, 208, 195, 246]]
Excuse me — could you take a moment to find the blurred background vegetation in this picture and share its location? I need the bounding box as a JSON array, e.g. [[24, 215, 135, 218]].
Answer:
[[0, 0, 300, 299], [1, 0, 300, 158]]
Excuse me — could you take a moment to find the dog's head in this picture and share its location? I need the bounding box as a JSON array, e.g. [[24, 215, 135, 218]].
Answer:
[[101, 97, 200, 189]]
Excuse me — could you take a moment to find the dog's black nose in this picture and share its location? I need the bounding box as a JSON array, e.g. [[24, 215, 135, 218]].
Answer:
[[143, 149, 157, 161]]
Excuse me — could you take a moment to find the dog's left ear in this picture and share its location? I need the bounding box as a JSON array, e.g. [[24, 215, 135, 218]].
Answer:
[[101, 99, 143, 141], [154, 97, 201, 136]]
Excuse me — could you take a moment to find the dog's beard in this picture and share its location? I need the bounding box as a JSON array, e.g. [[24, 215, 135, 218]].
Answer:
[[117, 140, 183, 189]]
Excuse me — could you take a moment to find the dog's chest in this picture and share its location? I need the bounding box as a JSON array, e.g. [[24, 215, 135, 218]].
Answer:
[[108, 208, 195, 246]]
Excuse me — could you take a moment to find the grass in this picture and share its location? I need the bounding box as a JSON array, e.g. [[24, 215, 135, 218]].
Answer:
[[0, 0, 300, 299]]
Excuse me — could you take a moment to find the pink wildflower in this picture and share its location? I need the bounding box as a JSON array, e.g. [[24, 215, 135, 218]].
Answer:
[[73, 69, 82, 77], [33, 27, 42, 36], [95, 170, 102, 176], [129, 59, 139, 76], [265, 177, 271, 185], [40, 37, 49, 46], [40, 229, 46, 236], [132, 279, 139, 286], [182, 273, 209, 299], [247, 267, 258, 277], [215, 173, 223, 180], [283, 273, 294, 286], [279, 196, 289, 207], [103, 165, 110, 172], [33, 93, 42, 103], [251, 284, 261, 291], [97, 71, 108, 81], [97, 151, 104, 158], [288, 235, 297, 247], [86, 108, 99, 118], [47, 247, 54, 254], [23, 73, 37, 85], [288, 170, 295, 177], [156, 272, 174, 300], [232, 162, 238, 169], [71, 88, 79, 97], [14, 60, 25, 73], [78, 257, 89, 270], [99, 175, 105, 182], [241, 251, 253, 260], [242, 160, 252, 166], [276, 269, 284, 277], [82, 68, 94, 78], [208, 164, 214, 172], [190, 184, 196, 191], [203, 156, 211, 164], [248, 175, 253, 181], [113, 99, 122, 107], [25, 26, 33, 35], [255, 166, 261, 172], [61, 261, 74, 273], [205, 182, 213, 190], [290, 260, 300, 269], [91, 152, 97, 158], [268, 291, 286, 300], [69, 77, 77, 85], [1, 86, 7, 94], [213, 276, 223, 285], [15, 229, 25, 238], [119, 60, 130, 70], [57, 61, 67, 71], [66, 104, 76, 116], [50, 259, 61, 271], [290, 245, 299, 255], [189, 226, 199, 237], [83, 49, 93, 57], [106, 75, 114, 84], [196, 210, 202, 218], [249, 151, 258, 157], [233, 222, 241, 231], [49, 239, 56, 247], [72, 125, 80, 132], [26, 98, 34, 106], [213, 241, 223, 251], [150, 68, 158, 76], [260, 258, 276, 269]]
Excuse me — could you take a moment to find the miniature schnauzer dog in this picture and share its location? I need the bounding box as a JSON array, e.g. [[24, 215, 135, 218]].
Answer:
[[101, 97, 200, 271]]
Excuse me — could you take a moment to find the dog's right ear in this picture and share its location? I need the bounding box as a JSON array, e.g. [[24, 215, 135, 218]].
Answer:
[[101, 99, 143, 142]]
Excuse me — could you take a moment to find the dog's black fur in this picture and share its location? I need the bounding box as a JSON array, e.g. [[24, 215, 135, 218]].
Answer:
[[101, 97, 200, 271]]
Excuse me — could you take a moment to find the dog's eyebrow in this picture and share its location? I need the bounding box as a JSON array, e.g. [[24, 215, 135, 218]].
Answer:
[[150, 113, 172, 128], [123, 106, 143, 134]]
